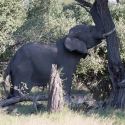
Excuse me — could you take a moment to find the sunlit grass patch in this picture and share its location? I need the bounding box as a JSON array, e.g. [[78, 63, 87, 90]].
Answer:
[[0, 105, 125, 125]]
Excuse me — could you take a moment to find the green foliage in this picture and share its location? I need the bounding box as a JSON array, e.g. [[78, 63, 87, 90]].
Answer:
[[14, 0, 50, 44], [14, 0, 92, 43], [0, 0, 27, 53]]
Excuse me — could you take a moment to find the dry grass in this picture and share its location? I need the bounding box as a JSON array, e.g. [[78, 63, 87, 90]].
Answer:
[[0, 105, 125, 125]]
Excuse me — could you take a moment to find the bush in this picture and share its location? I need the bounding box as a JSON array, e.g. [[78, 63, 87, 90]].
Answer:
[[0, 0, 27, 53]]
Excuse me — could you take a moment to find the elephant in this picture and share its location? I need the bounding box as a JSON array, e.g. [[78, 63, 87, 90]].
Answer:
[[3, 24, 115, 99]]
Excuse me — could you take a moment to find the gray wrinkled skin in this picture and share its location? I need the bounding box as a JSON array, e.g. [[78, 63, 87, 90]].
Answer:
[[4, 25, 106, 98]]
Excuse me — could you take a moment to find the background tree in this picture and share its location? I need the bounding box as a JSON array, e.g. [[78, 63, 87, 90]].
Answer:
[[75, 0, 125, 109], [0, 0, 27, 54], [96, 0, 125, 109]]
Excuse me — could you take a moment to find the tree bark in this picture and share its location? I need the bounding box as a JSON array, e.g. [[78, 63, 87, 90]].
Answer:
[[47, 64, 64, 113], [94, 0, 125, 109]]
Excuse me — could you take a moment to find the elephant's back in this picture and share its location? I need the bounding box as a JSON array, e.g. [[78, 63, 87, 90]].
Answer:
[[20, 42, 57, 59]]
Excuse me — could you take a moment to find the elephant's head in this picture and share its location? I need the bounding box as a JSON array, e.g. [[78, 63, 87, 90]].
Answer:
[[64, 25, 115, 57], [64, 35, 89, 58]]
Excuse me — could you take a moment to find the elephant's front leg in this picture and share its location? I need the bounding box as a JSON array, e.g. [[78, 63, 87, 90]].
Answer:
[[61, 74, 72, 102]]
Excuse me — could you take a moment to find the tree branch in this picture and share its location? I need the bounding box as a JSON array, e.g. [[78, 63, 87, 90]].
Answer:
[[80, 5, 90, 13], [75, 0, 92, 8]]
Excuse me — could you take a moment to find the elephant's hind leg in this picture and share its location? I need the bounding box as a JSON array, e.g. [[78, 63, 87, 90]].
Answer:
[[10, 62, 33, 97]]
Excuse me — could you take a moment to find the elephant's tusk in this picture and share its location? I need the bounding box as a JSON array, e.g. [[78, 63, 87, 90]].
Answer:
[[103, 27, 116, 38]]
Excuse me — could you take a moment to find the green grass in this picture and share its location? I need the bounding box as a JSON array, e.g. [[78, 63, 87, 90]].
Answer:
[[0, 102, 125, 125]]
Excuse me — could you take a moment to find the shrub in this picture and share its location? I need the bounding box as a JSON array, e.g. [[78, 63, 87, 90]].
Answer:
[[0, 0, 27, 53]]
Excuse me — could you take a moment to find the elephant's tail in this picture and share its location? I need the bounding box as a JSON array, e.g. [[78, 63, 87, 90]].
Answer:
[[3, 62, 11, 81], [3, 53, 16, 81], [2, 56, 14, 97]]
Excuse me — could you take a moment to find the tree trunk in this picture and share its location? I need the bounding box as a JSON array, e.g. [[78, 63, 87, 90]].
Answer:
[[96, 0, 125, 109], [47, 64, 64, 113], [116, 0, 120, 4]]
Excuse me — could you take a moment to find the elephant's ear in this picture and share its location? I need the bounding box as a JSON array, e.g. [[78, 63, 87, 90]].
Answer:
[[64, 36, 88, 56]]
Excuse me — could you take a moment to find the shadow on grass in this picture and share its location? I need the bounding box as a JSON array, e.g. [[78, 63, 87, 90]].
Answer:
[[5, 101, 47, 116], [1, 87, 49, 116], [86, 107, 125, 125], [91, 107, 125, 117], [68, 97, 125, 125]]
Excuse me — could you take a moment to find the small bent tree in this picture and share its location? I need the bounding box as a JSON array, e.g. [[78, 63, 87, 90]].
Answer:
[[75, 0, 125, 109]]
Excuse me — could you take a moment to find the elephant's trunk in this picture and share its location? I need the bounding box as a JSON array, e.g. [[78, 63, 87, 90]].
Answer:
[[103, 27, 116, 38]]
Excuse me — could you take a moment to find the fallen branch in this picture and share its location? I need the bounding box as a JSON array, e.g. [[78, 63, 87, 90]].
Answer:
[[0, 94, 48, 107]]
